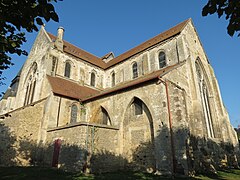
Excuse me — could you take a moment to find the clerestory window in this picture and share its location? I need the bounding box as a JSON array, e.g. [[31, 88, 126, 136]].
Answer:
[[64, 62, 71, 78], [111, 72, 115, 87], [159, 52, 166, 68], [132, 62, 138, 79], [90, 72, 96, 87]]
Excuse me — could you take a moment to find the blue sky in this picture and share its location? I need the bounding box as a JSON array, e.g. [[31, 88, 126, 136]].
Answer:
[[1, 1, 239, 127]]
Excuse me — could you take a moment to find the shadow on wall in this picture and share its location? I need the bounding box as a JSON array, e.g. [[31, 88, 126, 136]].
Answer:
[[0, 122, 239, 175]]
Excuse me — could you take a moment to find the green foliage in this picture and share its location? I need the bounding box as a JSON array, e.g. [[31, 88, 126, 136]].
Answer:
[[0, 0, 61, 83], [1, 167, 240, 179], [202, 0, 240, 37]]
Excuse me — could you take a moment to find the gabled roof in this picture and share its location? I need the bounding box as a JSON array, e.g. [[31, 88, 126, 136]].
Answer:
[[47, 76, 100, 100], [105, 19, 189, 68], [47, 33, 107, 68], [47, 19, 190, 69], [101, 52, 114, 60]]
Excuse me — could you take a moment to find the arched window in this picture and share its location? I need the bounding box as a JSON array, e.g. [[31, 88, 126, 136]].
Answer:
[[51, 56, 58, 76], [24, 63, 37, 106], [90, 72, 95, 87], [101, 107, 111, 125], [159, 52, 166, 68], [132, 62, 138, 79], [70, 104, 78, 123], [64, 62, 71, 78], [195, 61, 214, 138], [111, 72, 115, 87], [133, 97, 143, 115]]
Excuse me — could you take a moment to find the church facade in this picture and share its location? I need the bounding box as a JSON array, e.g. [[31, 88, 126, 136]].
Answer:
[[0, 19, 238, 175]]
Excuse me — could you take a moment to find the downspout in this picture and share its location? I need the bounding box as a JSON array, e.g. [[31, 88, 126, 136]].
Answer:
[[175, 37, 180, 63], [158, 77, 176, 175], [56, 97, 62, 127], [91, 126, 95, 153]]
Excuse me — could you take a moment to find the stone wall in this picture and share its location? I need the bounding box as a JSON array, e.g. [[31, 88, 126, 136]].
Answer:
[[0, 99, 46, 166], [45, 123, 120, 172]]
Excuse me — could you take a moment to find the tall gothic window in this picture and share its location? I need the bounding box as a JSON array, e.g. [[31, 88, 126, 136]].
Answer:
[[51, 56, 58, 76], [159, 51, 166, 68], [90, 72, 96, 87], [64, 62, 71, 78], [24, 63, 37, 106], [111, 72, 115, 87], [70, 104, 78, 123], [132, 62, 138, 79], [195, 61, 214, 138]]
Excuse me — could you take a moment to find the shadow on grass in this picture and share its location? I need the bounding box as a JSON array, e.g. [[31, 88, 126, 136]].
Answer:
[[2, 166, 240, 180]]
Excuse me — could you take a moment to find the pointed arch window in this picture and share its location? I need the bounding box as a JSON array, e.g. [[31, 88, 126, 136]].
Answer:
[[90, 72, 96, 87], [64, 62, 71, 78], [195, 61, 214, 138], [70, 104, 78, 123], [24, 62, 37, 106], [111, 72, 115, 87], [159, 51, 166, 68], [51, 56, 58, 76], [101, 107, 111, 125], [132, 62, 138, 79]]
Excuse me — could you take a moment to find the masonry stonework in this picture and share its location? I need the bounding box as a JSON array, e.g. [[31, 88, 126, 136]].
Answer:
[[0, 19, 238, 175]]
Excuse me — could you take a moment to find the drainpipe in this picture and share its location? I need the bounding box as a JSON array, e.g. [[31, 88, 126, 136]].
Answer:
[[175, 37, 180, 64], [56, 97, 62, 127], [158, 77, 176, 175]]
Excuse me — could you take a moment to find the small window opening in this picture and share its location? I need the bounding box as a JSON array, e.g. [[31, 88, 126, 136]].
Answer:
[[64, 62, 71, 78], [132, 62, 138, 79], [159, 52, 166, 68], [90, 72, 96, 87]]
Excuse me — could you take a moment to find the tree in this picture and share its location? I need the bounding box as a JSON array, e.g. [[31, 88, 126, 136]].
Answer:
[[202, 0, 240, 37], [0, 0, 61, 84]]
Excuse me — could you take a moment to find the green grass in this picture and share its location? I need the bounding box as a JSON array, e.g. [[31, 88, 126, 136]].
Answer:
[[0, 167, 240, 180]]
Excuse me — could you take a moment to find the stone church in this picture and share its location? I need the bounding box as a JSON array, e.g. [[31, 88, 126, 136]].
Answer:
[[0, 19, 238, 175]]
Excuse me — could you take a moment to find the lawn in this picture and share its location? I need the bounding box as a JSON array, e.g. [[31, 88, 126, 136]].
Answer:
[[0, 167, 240, 179]]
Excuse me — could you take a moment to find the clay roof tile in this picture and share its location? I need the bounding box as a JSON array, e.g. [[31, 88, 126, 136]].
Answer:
[[47, 76, 100, 100], [47, 19, 189, 69]]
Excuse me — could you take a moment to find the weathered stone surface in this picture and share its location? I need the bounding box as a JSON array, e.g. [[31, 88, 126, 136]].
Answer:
[[0, 19, 238, 175]]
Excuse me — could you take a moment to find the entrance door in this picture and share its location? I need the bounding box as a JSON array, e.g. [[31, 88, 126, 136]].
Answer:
[[52, 139, 61, 167]]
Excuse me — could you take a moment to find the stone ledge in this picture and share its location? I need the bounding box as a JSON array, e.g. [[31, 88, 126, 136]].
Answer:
[[47, 121, 119, 132], [0, 97, 48, 119]]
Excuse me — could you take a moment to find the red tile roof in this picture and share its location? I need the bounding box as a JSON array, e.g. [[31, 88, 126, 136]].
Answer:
[[81, 61, 186, 102], [47, 19, 189, 69], [105, 19, 189, 68], [46, 61, 185, 101], [47, 33, 106, 68], [47, 76, 100, 100]]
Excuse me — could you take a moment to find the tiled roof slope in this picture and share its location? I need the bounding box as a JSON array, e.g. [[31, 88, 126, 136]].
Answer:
[[47, 61, 185, 101], [105, 19, 189, 68], [47, 76, 100, 100], [81, 61, 186, 102], [47, 33, 106, 68], [47, 19, 189, 69]]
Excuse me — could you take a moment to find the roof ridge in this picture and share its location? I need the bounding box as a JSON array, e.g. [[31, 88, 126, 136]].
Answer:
[[46, 19, 190, 70]]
